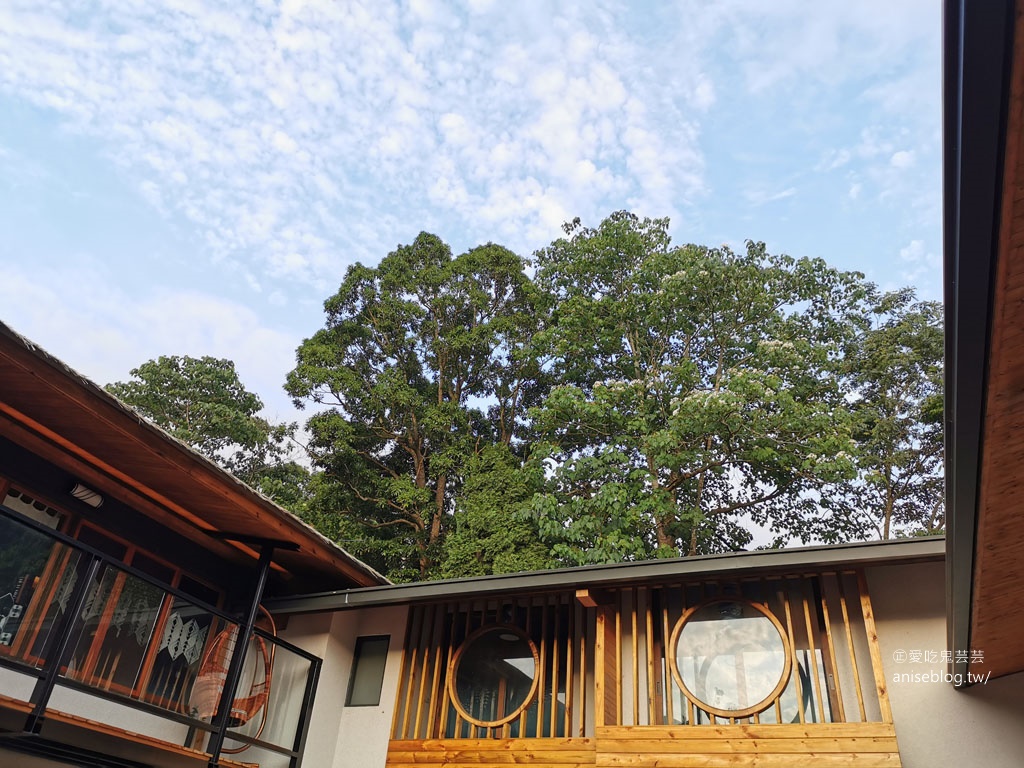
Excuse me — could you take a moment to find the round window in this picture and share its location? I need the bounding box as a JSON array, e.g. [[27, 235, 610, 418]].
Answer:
[[448, 625, 539, 727], [669, 599, 791, 718]]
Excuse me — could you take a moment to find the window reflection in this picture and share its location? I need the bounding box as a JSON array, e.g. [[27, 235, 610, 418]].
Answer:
[[673, 600, 790, 717], [451, 627, 538, 727]]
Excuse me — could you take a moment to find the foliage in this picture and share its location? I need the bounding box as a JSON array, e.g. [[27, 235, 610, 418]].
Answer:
[[528, 212, 872, 564], [842, 289, 944, 538], [106, 356, 310, 510], [285, 234, 543, 581], [106, 215, 946, 578], [440, 444, 552, 578]]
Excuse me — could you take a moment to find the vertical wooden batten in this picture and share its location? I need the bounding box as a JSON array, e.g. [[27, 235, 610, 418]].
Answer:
[[858, 570, 894, 723], [802, 580, 827, 724], [838, 573, 867, 722]]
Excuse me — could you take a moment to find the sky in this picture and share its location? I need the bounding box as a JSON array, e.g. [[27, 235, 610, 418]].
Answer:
[[0, 0, 942, 425]]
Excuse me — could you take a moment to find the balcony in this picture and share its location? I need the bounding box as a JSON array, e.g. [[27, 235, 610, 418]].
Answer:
[[0, 507, 321, 768]]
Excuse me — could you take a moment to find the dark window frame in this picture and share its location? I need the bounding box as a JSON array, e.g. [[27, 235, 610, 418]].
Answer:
[[346, 634, 390, 707]]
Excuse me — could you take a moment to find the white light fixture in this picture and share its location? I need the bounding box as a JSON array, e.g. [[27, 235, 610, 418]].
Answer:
[[70, 483, 103, 508]]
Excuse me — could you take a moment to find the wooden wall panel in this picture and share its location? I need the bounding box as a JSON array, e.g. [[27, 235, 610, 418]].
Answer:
[[385, 738, 596, 767], [595, 724, 901, 767], [384, 724, 900, 768]]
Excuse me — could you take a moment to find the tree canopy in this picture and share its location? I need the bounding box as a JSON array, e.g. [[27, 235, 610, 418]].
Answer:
[[527, 213, 871, 563], [842, 289, 944, 538], [107, 212, 945, 582], [285, 234, 548, 581], [106, 355, 308, 510]]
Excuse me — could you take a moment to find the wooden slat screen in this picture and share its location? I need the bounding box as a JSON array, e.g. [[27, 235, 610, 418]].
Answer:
[[391, 569, 889, 741], [617, 571, 887, 728], [392, 594, 595, 740]]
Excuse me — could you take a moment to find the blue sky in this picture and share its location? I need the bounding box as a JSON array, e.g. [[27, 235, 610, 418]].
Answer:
[[0, 0, 941, 423]]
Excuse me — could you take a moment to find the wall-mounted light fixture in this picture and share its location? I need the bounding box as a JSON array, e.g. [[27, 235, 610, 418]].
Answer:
[[70, 482, 103, 509]]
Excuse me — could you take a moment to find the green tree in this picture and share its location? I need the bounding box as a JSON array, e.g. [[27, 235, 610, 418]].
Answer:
[[106, 356, 309, 509], [286, 234, 543, 581], [440, 444, 552, 578], [844, 289, 944, 538], [528, 212, 870, 564]]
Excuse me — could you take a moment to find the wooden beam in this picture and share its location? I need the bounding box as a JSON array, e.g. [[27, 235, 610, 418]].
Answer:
[[0, 344, 378, 587], [576, 588, 614, 608], [0, 413, 260, 572]]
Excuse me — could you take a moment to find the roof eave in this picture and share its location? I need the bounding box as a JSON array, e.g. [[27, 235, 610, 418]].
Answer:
[[267, 537, 946, 614]]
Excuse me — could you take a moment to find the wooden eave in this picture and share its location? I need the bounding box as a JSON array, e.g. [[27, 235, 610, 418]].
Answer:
[[969, 0, 1024, 682], [0, 322, 386, 594], [944, 0, 1024, 684]]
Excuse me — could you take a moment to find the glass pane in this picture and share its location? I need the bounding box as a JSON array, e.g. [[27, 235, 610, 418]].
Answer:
[[0, 511, 82, 668], [147, 598, 221, 713], [63, 566, 165, 692], [676, 600, 788, 714], [347, 636, 389, 706], [131, 552, 175, 585], [230, 639, 313, 750], [185, 619, 242, 722], [178, 575, 220, 607], [454, 628, 536, 725]]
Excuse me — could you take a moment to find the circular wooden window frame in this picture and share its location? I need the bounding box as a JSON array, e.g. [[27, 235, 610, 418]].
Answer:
[[668, 597, 793, 719], [447, 624, 541, 728]]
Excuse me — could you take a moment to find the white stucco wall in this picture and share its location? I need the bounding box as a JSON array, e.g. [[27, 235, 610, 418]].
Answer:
[[284, 604, 408, 768], [332, 605, 408, 768], [868, 561, 1024, 768], [1, 662, 186, 738], [46, 685, 190, 743]]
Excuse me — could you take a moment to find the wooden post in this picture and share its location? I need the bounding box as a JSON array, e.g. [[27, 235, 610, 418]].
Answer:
[[661, 589, 674, 725], [781, 581, 805, 724], [838, 573, 867, 722], [578, 605, 587, 736], [398, 605, 422, 739], [819, 577, 846, 722], [594, 604, 618, 727], [631, 589, 639, 726], [857, 570, 893, 723], [801, 581, 827, 724], [564, 598, 574, 737]]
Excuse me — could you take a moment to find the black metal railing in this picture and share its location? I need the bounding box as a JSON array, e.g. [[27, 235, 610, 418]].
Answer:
[[0, 507, 322, 767]]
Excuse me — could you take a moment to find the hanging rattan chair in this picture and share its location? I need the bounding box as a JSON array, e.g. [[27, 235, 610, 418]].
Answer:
[[190, 605, 276, 752]]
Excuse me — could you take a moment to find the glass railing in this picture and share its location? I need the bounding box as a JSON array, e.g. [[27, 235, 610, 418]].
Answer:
[[0, 507, 321, 766], [221, 633, 319, 766]]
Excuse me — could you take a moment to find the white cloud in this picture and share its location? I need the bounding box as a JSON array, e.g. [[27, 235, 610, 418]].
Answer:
[[0, 0, 714, 278], [890, 150, 915, 169], [899, 239, 926, 262], [744, 184, 797, 206], [714, 0, 937, 95], [0, 0, 943, 316], [0, 262, 301, 423], [897, 239, 939, 285]]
